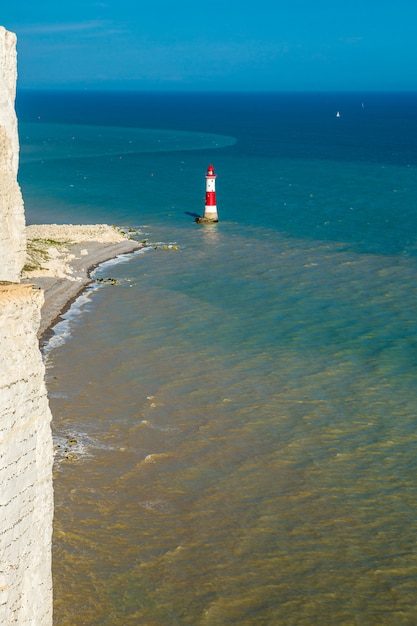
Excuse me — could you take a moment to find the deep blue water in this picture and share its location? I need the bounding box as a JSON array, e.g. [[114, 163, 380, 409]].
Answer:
[[16, 90, 417, 625], [17, 90, 417, 256]]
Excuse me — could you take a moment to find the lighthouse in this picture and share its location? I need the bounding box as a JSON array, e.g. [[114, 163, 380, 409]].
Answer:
[[204, 164, 218, 221], [196, 164, 218, 223]]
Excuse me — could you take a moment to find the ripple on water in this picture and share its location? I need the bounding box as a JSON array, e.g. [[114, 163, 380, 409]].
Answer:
[[49, 230, 417, 624]]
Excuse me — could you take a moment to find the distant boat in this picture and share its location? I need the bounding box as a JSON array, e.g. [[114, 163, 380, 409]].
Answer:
[[336, 111, 341, 118]]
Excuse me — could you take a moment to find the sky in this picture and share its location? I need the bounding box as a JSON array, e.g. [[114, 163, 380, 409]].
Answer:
[[3, 0, 417, 91]]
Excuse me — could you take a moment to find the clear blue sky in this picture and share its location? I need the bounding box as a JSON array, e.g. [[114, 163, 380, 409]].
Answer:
[[3, 0, 417, 91]]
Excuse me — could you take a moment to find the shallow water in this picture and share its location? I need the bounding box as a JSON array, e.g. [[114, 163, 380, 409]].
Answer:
[[44, 225, 417, 625], [16, 91, 417, 624]]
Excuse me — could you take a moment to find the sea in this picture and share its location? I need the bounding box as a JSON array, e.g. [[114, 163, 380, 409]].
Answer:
[[16, 90, 417, 625]]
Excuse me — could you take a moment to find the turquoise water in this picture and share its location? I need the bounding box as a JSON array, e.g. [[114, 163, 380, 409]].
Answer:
[[17, 91, 417, 624]]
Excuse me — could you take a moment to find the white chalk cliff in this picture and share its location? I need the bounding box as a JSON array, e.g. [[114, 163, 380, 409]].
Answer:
[[0, 26, 26, 282], [0, 26, 53, 625]]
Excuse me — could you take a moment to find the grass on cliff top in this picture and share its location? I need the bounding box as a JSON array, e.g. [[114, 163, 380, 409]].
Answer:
[[22, 238, 72, 273]]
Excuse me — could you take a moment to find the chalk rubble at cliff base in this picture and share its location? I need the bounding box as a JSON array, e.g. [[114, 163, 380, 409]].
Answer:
[[22, 223, 142, 338]]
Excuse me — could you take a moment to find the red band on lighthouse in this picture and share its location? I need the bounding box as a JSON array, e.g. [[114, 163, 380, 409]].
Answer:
[[205, 191, 216, 206], [204, 164, 218, 222]]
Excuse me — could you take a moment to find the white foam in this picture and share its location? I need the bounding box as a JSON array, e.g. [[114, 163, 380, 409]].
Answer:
[[53, 429, 114, 465], [91, 246, 149, 275], [42, 246, 150, 357]]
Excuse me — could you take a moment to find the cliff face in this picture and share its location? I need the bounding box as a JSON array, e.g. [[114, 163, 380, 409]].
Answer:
[[0, 26, 26, 282], [0, 284, 53, 625], [0, 27, 53, 625]]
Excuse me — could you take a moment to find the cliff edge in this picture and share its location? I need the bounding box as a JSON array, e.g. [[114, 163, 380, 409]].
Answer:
[[0, 27, 53, 625], [0, 25, 26, 282]]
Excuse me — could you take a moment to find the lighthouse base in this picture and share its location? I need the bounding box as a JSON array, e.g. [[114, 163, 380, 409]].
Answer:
[[195, 216, 219, 224]]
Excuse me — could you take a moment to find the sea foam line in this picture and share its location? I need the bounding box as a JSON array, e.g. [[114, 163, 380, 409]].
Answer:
[[42, 247, 150, 358]]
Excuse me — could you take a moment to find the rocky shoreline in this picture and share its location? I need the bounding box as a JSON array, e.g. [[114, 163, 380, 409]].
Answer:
[[21, 224, 142, 338]]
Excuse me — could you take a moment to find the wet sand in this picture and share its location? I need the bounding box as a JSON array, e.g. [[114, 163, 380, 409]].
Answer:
[[21, 224, 141, 338]]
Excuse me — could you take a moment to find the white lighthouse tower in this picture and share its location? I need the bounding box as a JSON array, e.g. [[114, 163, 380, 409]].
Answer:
[[196, 164, 218, 223]]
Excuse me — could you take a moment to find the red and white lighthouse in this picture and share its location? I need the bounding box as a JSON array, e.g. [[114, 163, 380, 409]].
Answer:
[[204, 164, 218, 222]]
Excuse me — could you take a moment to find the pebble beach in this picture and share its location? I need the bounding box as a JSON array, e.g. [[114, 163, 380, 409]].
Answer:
[[22, 224, 141, 337]]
